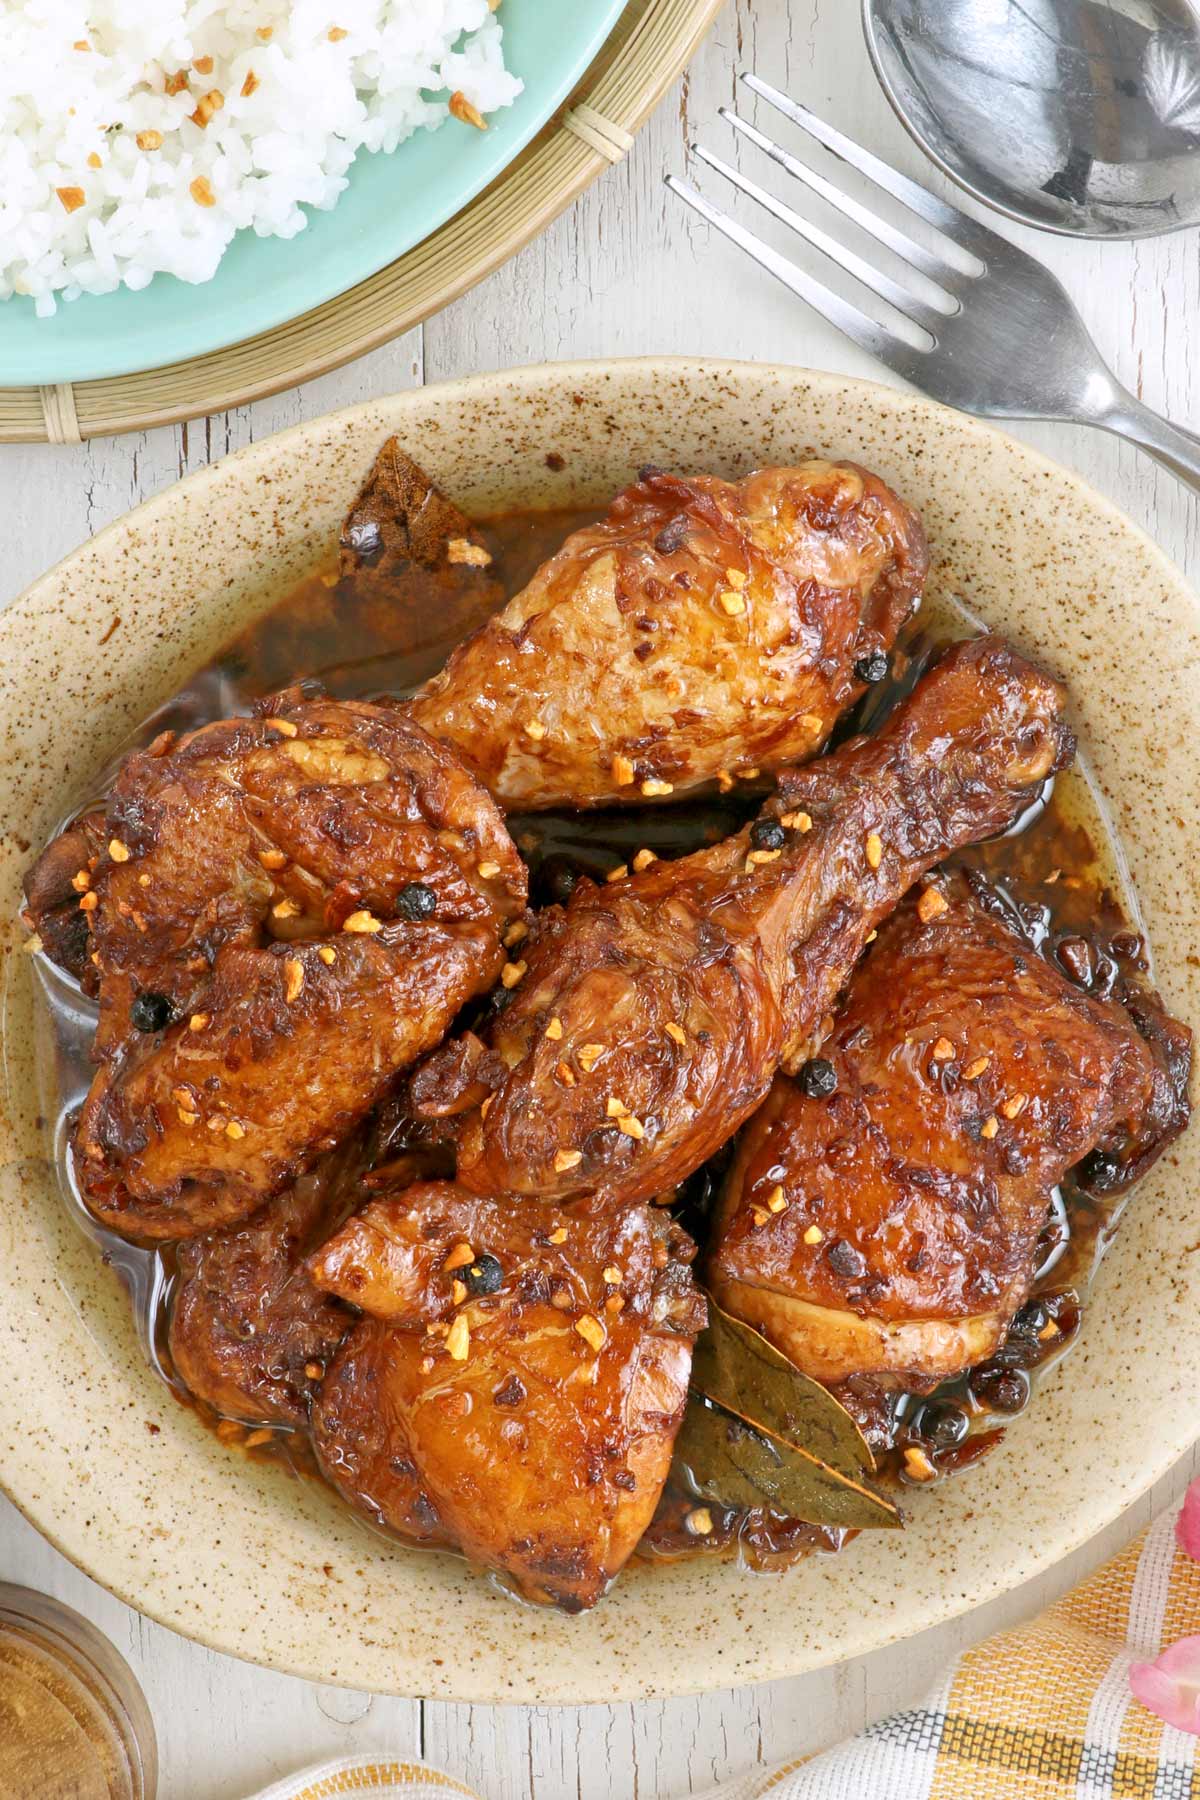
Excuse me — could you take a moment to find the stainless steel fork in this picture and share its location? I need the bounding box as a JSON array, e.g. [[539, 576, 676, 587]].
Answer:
[[667, 72, 1200, 493]]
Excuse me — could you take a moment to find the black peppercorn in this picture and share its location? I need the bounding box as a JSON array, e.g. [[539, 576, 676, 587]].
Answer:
[[463, 1253, 503, 1296], [854, 649, 890, 684], [970, 1363, 1030, 1414], [1077, 1147, 1121, 1192], [798, 1057, 837, 1098], [394, 881, 437, 921], [915, 1400, 969, 1449], [1010, 1299, 1049, 1339], [825, 1237, 866, 1279], [130, 990, 173, 1033], [749, 818, 787, 852]]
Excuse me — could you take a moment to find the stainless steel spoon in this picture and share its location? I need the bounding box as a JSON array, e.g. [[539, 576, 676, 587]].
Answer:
[[863, 0, 1200, 238]]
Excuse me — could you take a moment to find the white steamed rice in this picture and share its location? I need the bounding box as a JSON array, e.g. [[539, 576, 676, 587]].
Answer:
[[0, 0, 522, 315]]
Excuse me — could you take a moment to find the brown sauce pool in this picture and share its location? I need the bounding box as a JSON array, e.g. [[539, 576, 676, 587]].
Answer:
[[29, 501, 1155, 1580]]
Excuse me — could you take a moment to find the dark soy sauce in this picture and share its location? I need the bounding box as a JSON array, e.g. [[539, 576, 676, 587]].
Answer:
[[27, 502, 1156, 1575]]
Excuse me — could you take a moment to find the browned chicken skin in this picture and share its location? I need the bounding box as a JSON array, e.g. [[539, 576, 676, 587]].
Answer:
[[308, 1182, 705, 1610], [709, 882, 1192, 1385], [408, 462, 927, 810], [47, 693, 525, 1240], [416, 637, 1073, 1208], [168, 1149, 358, 1428]]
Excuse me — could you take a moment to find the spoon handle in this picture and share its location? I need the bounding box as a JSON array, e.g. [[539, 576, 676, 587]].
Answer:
[[1095, 390, 1200, 495]]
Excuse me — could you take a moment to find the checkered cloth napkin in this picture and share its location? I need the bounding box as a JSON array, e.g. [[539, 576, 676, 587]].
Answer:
[[248, 1492, 1200, 1800]]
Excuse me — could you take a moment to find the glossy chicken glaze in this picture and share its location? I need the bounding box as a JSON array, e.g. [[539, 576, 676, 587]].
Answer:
[[710, 883, 1192, 1384], [422, 638, 1072, 1207], [308, 1183, 705, 1609], [33, 693, 526, 1241], [409, 462, 928, 809]]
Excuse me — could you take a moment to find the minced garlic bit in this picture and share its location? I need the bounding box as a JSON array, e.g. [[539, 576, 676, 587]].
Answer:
[[963, 1055, 991, 1080], [746, 847, 782, 866], [443, 1242, 475, 1272], [79, 890, 98, 911], [865, 831, 883, 870], [272, 897, 299, 920], [602, 1266, 622, 1285], [725, 568, 747, 589], [446, 536, 492, 567], [548, 1227, 568, 1245], [264, 716, 298, 737], [342, 909, 383, 934], [190, 89, 225, 128], [930, 1036, 955, 1061], [719, 591, 746, 617], [611, 753, 636, 787], [555, 1061, 576, 1087], [258, 848, 288, 870], [22, 933, 43, 956], [1001, 1092, 1029, 1119], [445, 1314, 471, 1361], [177, 1107, 199, 1128], [71, 869, 90, 892], [606, 864, 629, 883], [523, 719, 547, 741], [57, 186, 86, 212], [504, 920, 528, 947], [553, 1149, 582, 1173], [241, 70, 259, 98], [664, 1021, 687, 1046], [318, 945, 336, 966], [766, 1184, 787, 1214], [617, 1114, 645, 1140], [800, 713, 823, 733], [545, 1016, 564, 1041], [577, 1044, 603, 1072], [480, 1093, 494, 1116], [451, 1279, 468, 1306], [188, 1013, 209, 1032], [685, 1506, 714, 1536], [632, 848, 657, 873], [283, 958, 304, 1003], [477, 860, 501, 879], [225, 1119, 245, 1140], [917, 886, 949, 923], [980, 1115, 999, 1140], [328, 24, 348, 40], [135, 129, 163, 151], [738, 767, 760, 781], [449, 90, 487, 129], [640, 777, 673, 798], [803, 1224, 824, 1246], [779, 811, 813, 832], [1038, 1317, 1060, 1341], [606, 1293, 625, 1315], [717, 771, 734, 794], [188, 173, 216, 205], [500, 959, 527, 988], [605, 1097, 628, 1118], [108, 838, 130, 863], [574, 1314, 606, 1352], [903, 1445, 937, 1482]]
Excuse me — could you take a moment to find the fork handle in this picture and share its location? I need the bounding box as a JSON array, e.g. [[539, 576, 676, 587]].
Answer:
[[1096, 389, 1200, 495]]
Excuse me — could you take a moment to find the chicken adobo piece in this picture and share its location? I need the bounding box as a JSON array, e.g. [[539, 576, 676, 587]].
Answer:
[[308, 1181, 705, 1610], [417, 636, 1073, 1207], [408, 461, 928, 810], [709, 881, 1192, 1387], [21, 438, 1195, 1616], [25, 691, 526, 1240]]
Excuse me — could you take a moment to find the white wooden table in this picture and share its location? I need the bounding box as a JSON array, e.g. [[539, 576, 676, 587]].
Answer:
[[3, 4, 1198, 1795]]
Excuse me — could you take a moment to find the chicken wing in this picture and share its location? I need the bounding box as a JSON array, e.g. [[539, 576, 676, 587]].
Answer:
[[168, 1150, 358, 1428], [408, 461, 927, 809], [708, 882, 1192, 1385], [307, 1181, 705, 1610], [59, 692, 526, 1240], [414, 636, 1073, 1208]]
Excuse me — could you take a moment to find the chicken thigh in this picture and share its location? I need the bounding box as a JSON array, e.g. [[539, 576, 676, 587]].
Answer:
[[709, 882, 1192, 1385], [414, 636, 1074, 1208], [36, 693, 526, 1240], [308, 1181, 705, 1610], [408, 461, 927, 809]]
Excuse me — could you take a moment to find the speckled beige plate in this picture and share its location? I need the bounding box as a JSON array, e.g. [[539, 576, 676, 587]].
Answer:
[[0, 360, 1197, 1703]]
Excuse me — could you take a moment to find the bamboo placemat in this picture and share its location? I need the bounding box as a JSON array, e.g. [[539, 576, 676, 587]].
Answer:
[[6, 0, 723, 444]]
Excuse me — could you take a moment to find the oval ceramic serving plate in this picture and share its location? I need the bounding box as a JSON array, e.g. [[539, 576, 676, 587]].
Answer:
[[0, 0, 625, 387], [0, 360, 1197, 1702]]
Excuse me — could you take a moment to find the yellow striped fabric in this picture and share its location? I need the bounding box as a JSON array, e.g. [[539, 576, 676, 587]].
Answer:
[[247, 1505, 1199, 1800]]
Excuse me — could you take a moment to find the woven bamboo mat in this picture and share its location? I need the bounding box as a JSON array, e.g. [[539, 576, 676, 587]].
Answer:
[[6, 0, 723, 444]]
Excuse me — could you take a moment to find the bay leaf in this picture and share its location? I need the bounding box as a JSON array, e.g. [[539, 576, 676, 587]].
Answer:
[[678, 1297, 902, 1529]]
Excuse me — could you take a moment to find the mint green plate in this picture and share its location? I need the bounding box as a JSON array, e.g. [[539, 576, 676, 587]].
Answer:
[[2, 0, 625, 387]]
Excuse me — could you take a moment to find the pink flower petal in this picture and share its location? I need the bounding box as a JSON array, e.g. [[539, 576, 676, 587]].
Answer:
[[1130, 1635, 1200, 1734], [1176, 1479, 1200, 1563]]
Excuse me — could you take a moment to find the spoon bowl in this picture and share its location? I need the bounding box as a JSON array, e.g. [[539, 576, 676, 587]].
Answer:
[[863, 0, 1200, 238]]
